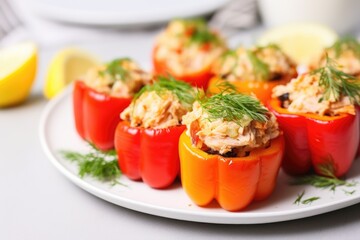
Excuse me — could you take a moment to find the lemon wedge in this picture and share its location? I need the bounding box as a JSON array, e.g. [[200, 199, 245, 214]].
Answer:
[[44, 48, 100, 99], [0, 42, 37, 108], [257, 23, 338, 65]]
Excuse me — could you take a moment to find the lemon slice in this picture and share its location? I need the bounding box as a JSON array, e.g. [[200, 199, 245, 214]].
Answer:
[[0, 42, 37, 108], [44, 48, 100, 99], [257, 23, 338, 65]]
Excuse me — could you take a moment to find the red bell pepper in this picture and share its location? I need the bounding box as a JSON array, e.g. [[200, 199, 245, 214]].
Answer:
[[114, 121, 186, 189], [268, 98, 359, 177], [152, 45, 213, 89], [179, 132, 284, 212], [152, 19, 226, 90], [73, 81, 131, 151]]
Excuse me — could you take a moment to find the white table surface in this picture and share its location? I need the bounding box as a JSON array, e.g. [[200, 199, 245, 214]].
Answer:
[[1, 27, 360, 240]]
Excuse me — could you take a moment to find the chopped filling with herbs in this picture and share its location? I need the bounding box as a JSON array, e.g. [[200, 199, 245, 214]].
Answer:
[[155, 19, 226, 75], [213, 45, 296, 82], [81, 58, 153, 98], [273, 57, 360, 116], [182, 93, 279, 156], [313, 37, 360, 77], [120, 76, 196, 129]]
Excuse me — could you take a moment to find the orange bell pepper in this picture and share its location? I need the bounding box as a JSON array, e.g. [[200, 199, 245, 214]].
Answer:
[[179, 132, 284, 212], [207, 75, 294, 104]]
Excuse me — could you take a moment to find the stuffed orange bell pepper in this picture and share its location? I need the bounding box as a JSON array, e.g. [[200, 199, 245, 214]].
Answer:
[[73, 58, 152, 150], [208, 45, 297, 103], [114, 76, 196, 189], [270, 56, 360, 177], [180, 92, 284, 211], [152, 18, 226, 89]]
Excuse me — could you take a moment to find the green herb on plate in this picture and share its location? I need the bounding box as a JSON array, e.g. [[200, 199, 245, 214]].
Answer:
[[301, 196, 320, 205], [61, 143, 123, 186], [294, 191, 320, 205], [294, 191, 305, 205]]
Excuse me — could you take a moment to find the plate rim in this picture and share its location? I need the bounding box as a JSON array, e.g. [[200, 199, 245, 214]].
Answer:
[[31, 0, 230, 26], [39, 86, 360, 224]]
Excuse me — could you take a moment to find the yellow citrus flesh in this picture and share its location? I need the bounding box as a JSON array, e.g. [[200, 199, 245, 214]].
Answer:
[[0, 42, 37, 108], [257, 23, 338, 65], [44, 48, 100, 99]]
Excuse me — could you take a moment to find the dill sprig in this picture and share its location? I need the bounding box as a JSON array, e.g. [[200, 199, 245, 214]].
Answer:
[[200, 92, 269, 126], [294, 191, 320, 205], [312, 55, 360, 104], [302, 197, 320, 205], [98, 58, 131, 81], [247, 50, 270, 81], [294, 191, 305, 205], [343, 189, 356, 195], [214, 80, 238, 93], [328, 36, 360, 59], [292, 164, 357, 191], [292, 175, 355, 191], [291, 161, 357, 191], [182, 18, 219, 45], [61, 143, 121, 185], [134, 75, 196, 108]]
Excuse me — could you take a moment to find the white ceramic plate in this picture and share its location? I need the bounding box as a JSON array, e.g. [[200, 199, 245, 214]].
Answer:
[[39, 86, 360, 224], [31, 0, 229, 26]]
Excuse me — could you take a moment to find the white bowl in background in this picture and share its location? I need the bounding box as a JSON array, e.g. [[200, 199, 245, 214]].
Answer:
[[258, 0, 360, 34]]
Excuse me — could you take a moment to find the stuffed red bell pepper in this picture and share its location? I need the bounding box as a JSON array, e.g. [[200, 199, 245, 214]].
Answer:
[[311, 37, 360, 154], [270, 56, 360, 177], [208, 44, 297, 103], [73, 58, 152, 150], [311, 36, 360, 77], [180, 92, 284, 211], [114, 76, 196, 189], [152, 18, 226, 89]]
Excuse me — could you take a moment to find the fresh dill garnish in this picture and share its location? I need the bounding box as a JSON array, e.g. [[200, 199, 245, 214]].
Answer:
[[328, 36, 360, 59], [301, 197, 320, 205], [292, 160, 357, 191], [246, 50, 270, 81], [190, 28, 218, 45], [181, 18, 219, 45], [343, 189, 356, 195], [294, 191, 320, 205], [312, 55, 360, 104], [98, 58, 131, 81], [292, 175, 356, 191], [61, 143, 122, 185], [221, 49, 238, 59], [294, 191, 305, 205], [199, 92, 269, 126], [133, 75, 196, 108], [215, 80, 238, 93], [291, 161, 357, 191]]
